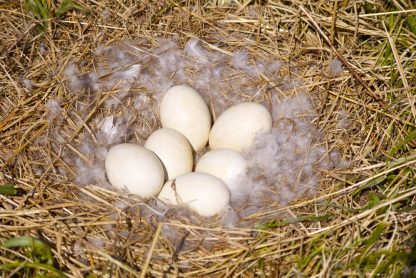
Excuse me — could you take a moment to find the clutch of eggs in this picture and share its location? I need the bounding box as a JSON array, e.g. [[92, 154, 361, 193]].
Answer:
[[104, 84, 272, 217]]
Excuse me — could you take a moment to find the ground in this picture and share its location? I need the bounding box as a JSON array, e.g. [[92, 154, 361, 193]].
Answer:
[[0, 0, 415, 277]]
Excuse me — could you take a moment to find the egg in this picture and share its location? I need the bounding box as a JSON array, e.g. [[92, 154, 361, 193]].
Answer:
[[195, 149, 247, 192], [159, 85, 211, 152], [209, 102, 272, 151], [105, 143, 164, 198], [158, 172, 230, 217], [144, 128, 193, 180]]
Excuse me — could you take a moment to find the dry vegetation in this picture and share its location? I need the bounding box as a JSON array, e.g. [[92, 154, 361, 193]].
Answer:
[[1, 0, 416, 277]]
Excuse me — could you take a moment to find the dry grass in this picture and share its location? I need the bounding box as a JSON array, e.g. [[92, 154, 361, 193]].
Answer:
[[0, 0, 415, 277]]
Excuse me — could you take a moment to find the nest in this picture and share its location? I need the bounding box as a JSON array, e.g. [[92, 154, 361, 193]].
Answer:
[[1, 0, 415, 277]]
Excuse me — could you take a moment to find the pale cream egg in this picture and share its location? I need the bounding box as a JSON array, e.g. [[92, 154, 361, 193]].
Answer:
[[144, 128, 193, 180], [209, 102, 272, 151], [159, 85, 211, 152], [195, 148, 247, 192], [105, 143, 164, 198], [158, 172, 230, 217]]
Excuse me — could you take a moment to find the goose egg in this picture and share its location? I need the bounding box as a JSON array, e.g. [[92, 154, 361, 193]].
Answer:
[[105, 143, 164, 198], [145, 128, 193, 180], [209, 102, 272, 151], [158, 172, 230, 217], [160, 85, 211, 152], [195, 148, 247, 192]]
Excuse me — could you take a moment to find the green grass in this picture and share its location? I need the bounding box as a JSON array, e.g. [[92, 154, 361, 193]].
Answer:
[[0, 184, 18, 196], [25, 0, 84, 30], [1, 236, 66, 277]]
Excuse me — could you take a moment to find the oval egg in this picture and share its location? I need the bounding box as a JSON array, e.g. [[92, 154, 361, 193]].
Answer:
[[159, 85, 211, 152], [158, 172, 230, 217], [195, 148, 247, 192], [209, 102, 272, 151], [105, 143, 164, 198], [144, 128, 193, 180]]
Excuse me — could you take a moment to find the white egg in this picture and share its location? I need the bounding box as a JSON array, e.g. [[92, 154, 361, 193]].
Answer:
[[195, 149, 247, 192], [158, 172, 230, 217], [160, 85, 211, 152], [105, 143, 164, 198], [144, 128, 193, 180], [209, 102, 272, 151]]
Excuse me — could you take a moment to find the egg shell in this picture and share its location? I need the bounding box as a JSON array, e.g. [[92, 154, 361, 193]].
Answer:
[[158, 172, 230, 217], [144, 128, 193, 180], [209, 102, 272, 151], [195, 149, 247, 192], [105, 143, 164, 198], [160, 85, 211, 152]]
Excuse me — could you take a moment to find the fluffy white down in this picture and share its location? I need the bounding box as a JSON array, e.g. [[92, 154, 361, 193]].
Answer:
[[45, 99, 62, 121]]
